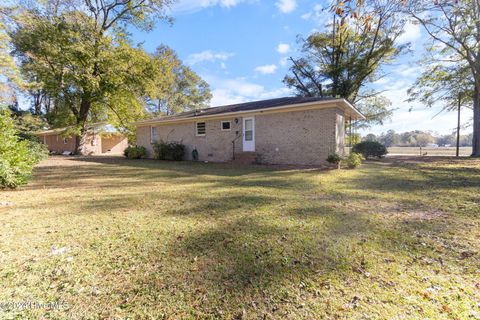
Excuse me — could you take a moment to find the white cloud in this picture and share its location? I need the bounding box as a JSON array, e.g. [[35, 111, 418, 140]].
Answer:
[[254, 64, 278, 74], [279, 57, 289, 67], [276, 0, 296, 13], [372, 77, 390, 86], [301, 12, 312, 20], [393, 65, 424, 78], [172, 0, 253, 12], [204, 75, 292, 106], [276, 43, 290, 54], [210, 89, 249, 106], [186, 50, 234, 65], [301, 4, 323, 21], [397, 20, 422, 45]]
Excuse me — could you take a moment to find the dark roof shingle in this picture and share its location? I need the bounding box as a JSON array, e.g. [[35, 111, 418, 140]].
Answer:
[[136, 96, 362, 124]]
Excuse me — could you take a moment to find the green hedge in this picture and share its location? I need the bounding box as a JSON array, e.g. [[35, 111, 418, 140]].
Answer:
[[124, 145, 147, 159], [352, 141, 388, 159], [152, 141, 185, 161]]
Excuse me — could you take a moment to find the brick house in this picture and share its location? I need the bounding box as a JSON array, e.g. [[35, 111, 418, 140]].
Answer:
[[134, 97, 365, 165], [35, 123, 128, 155]]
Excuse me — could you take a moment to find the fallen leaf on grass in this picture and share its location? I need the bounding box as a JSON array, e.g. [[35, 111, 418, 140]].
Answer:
[[460, 251, 476, 259]]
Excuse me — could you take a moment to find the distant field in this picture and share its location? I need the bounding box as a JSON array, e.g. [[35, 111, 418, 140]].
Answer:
[[388, 146, 472, 156]]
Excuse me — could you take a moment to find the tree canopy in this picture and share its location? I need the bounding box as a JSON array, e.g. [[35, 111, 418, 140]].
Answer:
[[148, 45, 211, 116], [284, 0, 407, 128], [405, 0, 480, 155], [4, 0, 211, 154]]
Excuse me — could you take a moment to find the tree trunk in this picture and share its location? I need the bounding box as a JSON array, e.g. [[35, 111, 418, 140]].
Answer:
[[472, 85, 480, 156], [74, 96, 91, 155], [456, 94, 461, 157], [75, 125, 89, 155], [33, 92, 42, 115]]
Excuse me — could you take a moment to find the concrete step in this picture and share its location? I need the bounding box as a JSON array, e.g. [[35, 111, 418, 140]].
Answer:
[[231, 152, 258, 165]]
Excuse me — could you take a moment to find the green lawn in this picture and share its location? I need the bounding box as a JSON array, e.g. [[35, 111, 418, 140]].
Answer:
[[0, 156, 479, 319], [388, 146, 472, 156]]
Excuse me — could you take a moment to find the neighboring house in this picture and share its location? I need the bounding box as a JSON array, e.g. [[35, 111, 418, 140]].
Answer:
[[35, 123, 128, 155], [134, 97, 365, 165]]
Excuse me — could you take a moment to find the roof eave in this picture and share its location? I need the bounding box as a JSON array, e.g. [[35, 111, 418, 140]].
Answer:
[[133, 98, 364, 126], [339, 99, 366, 120]]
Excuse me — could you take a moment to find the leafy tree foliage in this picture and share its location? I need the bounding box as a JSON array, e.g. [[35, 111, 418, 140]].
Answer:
[[8, 100, 47, 141], [5, 0, 179, 154], [365, 130, 474, 147], [10, 11, 160, 153], [148, 46, 211, 116], [0, 107, 46, 188], [408, 58, 473, 112], [406, 0, 480, 155], [0, 8, 21, 105], [345, 133, 361, 146], [284, 0, 406, 128]]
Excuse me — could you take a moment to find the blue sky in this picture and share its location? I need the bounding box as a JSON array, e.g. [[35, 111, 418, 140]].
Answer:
[[129, 0, 474, 136]]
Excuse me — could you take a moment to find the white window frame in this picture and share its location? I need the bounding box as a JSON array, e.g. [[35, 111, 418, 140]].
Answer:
[[196, 122, 206, 136], [221, 121, 231, 131], [63, 138, 68, 144], [151, 126, 158, 143]]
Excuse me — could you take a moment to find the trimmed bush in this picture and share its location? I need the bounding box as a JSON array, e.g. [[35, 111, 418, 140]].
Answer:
[[352, 141, 388, 159], [152, 141, 185, 161], [0, 108, 43, 188], [326, 153, 342, 169], [345, 152, 363, 169], [124, 145, 147, 159]]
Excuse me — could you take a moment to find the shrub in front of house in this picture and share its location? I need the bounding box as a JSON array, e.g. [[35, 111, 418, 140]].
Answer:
[[152, 141, 185, 161], [124, 146, 147, 159], [28, 139, 49, 162], [345, 152, 364, 169], [0, 108, 44, 188], [352, 141, 388, 159], [326, 153, 342, 169]]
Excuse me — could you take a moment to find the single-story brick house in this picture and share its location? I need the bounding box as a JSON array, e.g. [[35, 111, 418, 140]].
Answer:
[[134, 97, 365, 165], [35, 123, 128, 155]]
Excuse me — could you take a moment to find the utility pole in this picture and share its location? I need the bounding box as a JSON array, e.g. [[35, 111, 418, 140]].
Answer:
[[456, 93, 461, 157]]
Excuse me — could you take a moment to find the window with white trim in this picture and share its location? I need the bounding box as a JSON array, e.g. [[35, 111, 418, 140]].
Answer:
[[151, 126, 158, 142], [196, 122, 206, 136], [63, 138, 68, 144], [221, 121, 231, 131]]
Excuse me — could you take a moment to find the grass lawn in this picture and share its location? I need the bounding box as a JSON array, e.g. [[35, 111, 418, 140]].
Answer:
[[0, 156, 479, 319], [387, 146, 472, 156]]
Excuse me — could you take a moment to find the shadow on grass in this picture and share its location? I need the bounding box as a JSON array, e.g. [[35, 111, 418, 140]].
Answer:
[[27, 157, 321, 193], [339, 160, 480, 193], [18, 156, 479, 317], [132, 191, 467, 315]]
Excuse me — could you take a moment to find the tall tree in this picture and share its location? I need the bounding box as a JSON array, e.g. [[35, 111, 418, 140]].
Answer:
[[149, 45, 211, 116], [284, 0, 407, 128], [406, 0, 480, 155], [407, 58, 473, 112], [6, 0, 173, 154], [0, 7, 21, 105], [407, 53, 473, 155]]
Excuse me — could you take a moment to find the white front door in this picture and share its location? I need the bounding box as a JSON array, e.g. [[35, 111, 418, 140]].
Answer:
[[242, 117, 255, 152]]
